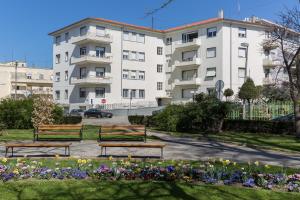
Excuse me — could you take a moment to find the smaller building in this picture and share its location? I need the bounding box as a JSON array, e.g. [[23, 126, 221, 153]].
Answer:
[[0, 61, 53, 99]]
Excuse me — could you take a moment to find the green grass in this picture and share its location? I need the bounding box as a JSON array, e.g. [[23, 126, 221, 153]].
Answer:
[[0, 179, 299, 200], [155, 129, 300, 153]]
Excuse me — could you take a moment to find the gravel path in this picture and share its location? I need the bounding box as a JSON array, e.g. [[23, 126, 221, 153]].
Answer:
[[1, 131, 300, 167]]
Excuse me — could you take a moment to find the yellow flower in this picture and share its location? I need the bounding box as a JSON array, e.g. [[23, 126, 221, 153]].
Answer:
[[223, 160, 230, 165], [81, 159, 87, 164], [233, 162, 237, 166], [55, 154, 60, 159], [254, 161, 259, 166], [17, 158, 21, 163], [77, 159, 82, 164], [87, 159, 92, 163], [1, 158, 7, 163], [13, 169, 19, 175], [108, 156, 113, 161], [264, 164, 270, 169], [128, 154, 132, 160]]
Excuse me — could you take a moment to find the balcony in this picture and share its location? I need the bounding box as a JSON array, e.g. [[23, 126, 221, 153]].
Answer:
[[175, 38, 201, 49], [71, 54, 112, 65], [174, 78, 201, 86], [72, 32, 113, 45], [263, 58, 282, 68], [70, 76, 112, 85], [11, 78, 53, 86], [175, 58, 201, 68]]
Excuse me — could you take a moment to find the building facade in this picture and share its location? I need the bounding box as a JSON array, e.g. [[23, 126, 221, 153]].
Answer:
[[49, 14, 285, 111], [0, 61, 53, 99]]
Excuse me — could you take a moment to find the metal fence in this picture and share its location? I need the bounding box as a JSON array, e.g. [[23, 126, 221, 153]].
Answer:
[[95, 101, 158, 110], [227, 101, 294, 120]]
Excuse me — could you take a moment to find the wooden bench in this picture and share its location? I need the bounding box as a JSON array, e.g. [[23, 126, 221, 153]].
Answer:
[[99, 142, 166, 158], [34, 124, 83, 141], [99, 125, 146, 142], [5, 142, 71, 157]]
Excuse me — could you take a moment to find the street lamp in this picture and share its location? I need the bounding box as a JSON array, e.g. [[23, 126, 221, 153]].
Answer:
[[241, 42, 249, 82], [14, 61, 18, 100]]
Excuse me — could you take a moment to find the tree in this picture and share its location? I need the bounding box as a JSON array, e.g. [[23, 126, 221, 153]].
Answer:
[[264, 6, 300, 136], [238, 78, 260, 119], [224, 88, 234, 101], [261, 82, 291, 102]]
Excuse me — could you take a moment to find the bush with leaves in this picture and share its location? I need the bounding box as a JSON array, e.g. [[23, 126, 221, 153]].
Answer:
[[261, 82, 291, 102], [238, 78, 260, 104], [224, 88, 234, 101]]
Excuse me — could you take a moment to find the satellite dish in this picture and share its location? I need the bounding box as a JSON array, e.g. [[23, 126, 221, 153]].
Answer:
[[215, 80, 224, 100]]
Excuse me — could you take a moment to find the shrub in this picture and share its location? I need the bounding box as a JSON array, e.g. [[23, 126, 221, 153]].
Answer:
[[128, 115, 153, 127], [52, 105, 64, 124], [0, 98, 33, 129], [61, 116, 82, 124], [222, 119, 294, 134]]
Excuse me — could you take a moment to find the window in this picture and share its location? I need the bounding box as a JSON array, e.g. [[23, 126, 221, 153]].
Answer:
[[207, 27, 217, 37], [96, 26, 105, 36], [182, 50, 197, 61], [79, 88, 87, 98], [122, 70, 129, 79], [138, 71, 145, 80], [55, 90, 60, 100], [79, 67, 87, 79], [182, 88, 196, 98], [238, 27, 247, 38], [137, 34, 145, 43], [55, 54, 60, 64], [65, 52, 69, 62], [64, 70, 68, 81], [55, 72, 60, 82], [123, 31, 129, 40], [95, 47, 105, 57], [139, 89, 145, 98], [64, 89, 68, 100], [96, 67, 105, 77], [166, 37, 172, 45], [55, 36, 61, 45], [138, 52, 145, 62], [157, 82, 163, 90], [123, 89, 129, 98], [80, 26, 87, 36], [26, 73, 32, 79], [238, 47, 246, 57], [157, 64, 163, 73], [131, 32, 137, 41], [131, 89, 136, 98], [80, 47, 87, 56], [182, 69, 197, 81], [182, 32, 198, 43], [65, 32, 69, 43], [39, 74, 44, 80], [206, 47, 216, 58], [238, 68, 245, 78], [95, 87, 105, 98], [130, 51, 137, 60], [157, 47, 163, 55], [123, 50, 129, 60], [130, 70, 137, 79], [205, 68, 216, 78]]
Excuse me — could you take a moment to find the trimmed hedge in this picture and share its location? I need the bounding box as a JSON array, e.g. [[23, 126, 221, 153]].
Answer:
[[128, 115, 153, 127], [222, 119, 294, 135], [61, 116, 82, 124]]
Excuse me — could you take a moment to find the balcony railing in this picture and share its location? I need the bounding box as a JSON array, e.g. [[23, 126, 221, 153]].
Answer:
[[71, 54, 113, 65], [174, 58, 201, 67], [174, 78, 201, 86], [263, 58, 282, 68], [72, 32, 113, 45], [70, 76, 112, 85], [175, 38, 201, 49]]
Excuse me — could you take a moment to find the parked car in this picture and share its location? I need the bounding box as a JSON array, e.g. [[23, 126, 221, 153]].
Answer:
[[84, 109, 113, 118], [272, 113, 294, 122], [69, 109, 85, 117]]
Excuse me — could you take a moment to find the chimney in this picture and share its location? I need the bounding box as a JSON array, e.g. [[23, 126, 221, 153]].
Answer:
[[218, 9, 224, 18]]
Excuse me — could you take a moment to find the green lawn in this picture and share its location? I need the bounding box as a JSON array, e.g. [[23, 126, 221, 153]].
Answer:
[[1, 180, 299, 200], [153, 130, 300, 153]]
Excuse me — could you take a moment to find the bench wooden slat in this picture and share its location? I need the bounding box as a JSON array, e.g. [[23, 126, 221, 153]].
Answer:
[[101, 132, 145, 136], [99, 142, 165, 148], [6, 142, 72, 148], [39, 127, 82, 130], [38, 131, 80, 135]]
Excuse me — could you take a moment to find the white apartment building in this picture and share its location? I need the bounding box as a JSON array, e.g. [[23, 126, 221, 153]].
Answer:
[[0, 61, 53, 99], [49, 12, 285, 111]]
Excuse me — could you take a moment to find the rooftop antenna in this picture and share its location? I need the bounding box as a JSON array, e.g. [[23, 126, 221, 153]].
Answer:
[[143, 0, 175, 29]]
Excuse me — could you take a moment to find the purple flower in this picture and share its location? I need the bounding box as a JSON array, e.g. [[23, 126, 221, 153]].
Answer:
[[243, 178, 255, 187], [167, 166, 175, 173]]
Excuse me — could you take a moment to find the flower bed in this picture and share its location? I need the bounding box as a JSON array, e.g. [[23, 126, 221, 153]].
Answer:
[[1, 157, 300, 193]]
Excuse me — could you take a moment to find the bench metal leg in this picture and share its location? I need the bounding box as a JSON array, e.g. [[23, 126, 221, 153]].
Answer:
[[11, 147, 14, 157], [65, 147, 67, 156], [161, 147, 163, 159], [100, 146, 103, 156], [5, 147, 8, 157], [68, 147, 70, 156]]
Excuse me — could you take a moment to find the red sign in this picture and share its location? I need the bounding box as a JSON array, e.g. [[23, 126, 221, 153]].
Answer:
[[101, 99, 106, 104]]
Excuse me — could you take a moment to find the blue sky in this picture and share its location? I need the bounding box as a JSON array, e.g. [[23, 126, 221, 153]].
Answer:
[[0, 0, 298, 68]]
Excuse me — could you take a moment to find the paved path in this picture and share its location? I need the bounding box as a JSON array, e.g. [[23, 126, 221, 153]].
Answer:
[[2, 132, 300, 167]]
